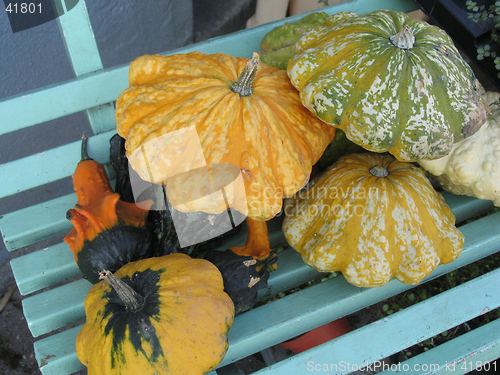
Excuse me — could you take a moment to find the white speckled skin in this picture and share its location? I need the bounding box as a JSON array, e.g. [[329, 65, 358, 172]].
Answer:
[[287, 10, 488, 162], [282, 153, 464, 287]]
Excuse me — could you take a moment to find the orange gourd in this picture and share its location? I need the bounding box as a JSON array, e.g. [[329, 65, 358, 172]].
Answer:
[[64, 135, 153, 283]]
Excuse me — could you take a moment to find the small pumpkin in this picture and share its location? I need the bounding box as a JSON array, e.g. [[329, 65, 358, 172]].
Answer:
[[64, 135, 153, 283], [76, 253, 235, 375], [109, 133, 136, 204], [283, 153, 464, 287], [149, 201, 243, 258], [287, 10, 488, 161], [204, 249, 277, 314], [115, 51, 335, 261]]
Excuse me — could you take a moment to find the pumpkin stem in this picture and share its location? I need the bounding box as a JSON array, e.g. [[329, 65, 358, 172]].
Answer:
[[369, 165, 389, 178], [229, 218, 277, 271], [99, 270, 145, 311], [231, 52, 260, 97], [389, 25, 415, 50], [81, 133, 92, 161]]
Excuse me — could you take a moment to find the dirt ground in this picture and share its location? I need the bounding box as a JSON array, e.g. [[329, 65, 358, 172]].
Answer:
[[0, 260, 41, 375]]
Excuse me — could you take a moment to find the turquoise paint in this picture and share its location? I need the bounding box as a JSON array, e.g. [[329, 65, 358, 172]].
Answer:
[[3, 0, 500, 374]]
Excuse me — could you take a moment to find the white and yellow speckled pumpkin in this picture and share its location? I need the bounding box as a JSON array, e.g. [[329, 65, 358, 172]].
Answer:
[[282, 153, 464, 287], [287, 10, 487, 162]]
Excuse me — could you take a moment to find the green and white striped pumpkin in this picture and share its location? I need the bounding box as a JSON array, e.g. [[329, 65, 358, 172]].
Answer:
[[287, 10, 488, 162]]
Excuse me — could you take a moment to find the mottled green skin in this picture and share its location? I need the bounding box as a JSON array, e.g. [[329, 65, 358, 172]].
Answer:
[[259, 12, 329, 70], [288, 10, 488, 162]]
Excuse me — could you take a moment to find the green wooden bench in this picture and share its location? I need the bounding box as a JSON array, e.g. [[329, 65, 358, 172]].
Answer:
[[1, 0, 499, 374]]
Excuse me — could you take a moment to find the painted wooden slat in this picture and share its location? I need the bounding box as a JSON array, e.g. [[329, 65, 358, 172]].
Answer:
[[57, 0, 103, 76], [0, 70, 127, 137], [10, 242, 80, 296], [252, 267, 500, 375], [0, 0, 417, 137], [8, 221, 317, 298], [23, 278, 92, 338], [25, 208, 500, 374], [3, 192, 497, 301], [441, 191, 495, 224], [379, 318, 500, 374], [0, 130, 114, 201], [1, 194, 75, 252], [18, 243, 319, 337], [4, 193, 496, 297], [34, 326, 83, 375], [1, 179, 493, 253]]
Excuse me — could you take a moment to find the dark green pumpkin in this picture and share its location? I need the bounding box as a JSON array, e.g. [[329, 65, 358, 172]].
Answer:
[[204, 249, 277, 314]]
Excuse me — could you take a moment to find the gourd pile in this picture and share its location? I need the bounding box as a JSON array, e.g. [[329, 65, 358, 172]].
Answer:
[[62, 9, 500, 375]]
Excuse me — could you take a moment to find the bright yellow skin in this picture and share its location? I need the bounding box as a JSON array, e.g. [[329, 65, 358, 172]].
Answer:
[[115, 52, 334, 221], [283, 153, 464, 287], [76, 254, 235, 375]]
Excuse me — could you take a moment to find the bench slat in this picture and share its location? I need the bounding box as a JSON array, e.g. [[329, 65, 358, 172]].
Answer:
[[0, 71, 126, 137], [57, 0, 118, 135], [57, 0, 103, 76], [10, 242, 80, 296], [1, 194, 75, 251], [10, 227, 320, 297], [19, 243, 320, 337], [34, 326, 83, 375], [6, 190, 496, 297], [379, 318, 500, 374], [23, 278, 92, 338], [441, 192, 495, 225], [1, 183, 493, 252], [0, 130, 114, 201], [11, 206, 500, 337], [252, 267, 500, 375]]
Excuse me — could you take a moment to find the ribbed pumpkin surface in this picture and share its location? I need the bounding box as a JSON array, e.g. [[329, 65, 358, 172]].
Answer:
[[287, 10, 487, 162], [283, 153, 464, 287], [76, 254, 234, 375], [116, 52, 335, 221]]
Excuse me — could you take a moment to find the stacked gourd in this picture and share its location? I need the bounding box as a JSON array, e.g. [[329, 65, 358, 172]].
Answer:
[[64, 136, 235, 375], [63, 9, 496, 374], [261, 9, 491, 287], [65, 34, 334, 374]]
